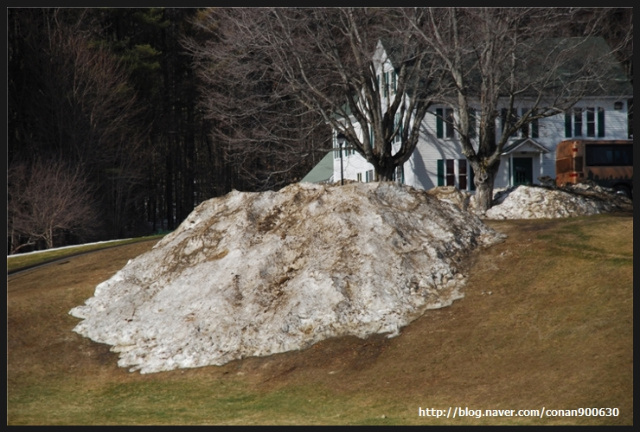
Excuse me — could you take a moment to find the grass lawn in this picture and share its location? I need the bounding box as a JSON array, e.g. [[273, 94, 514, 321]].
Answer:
[[7, 213, 633, 425], [6, 234, 165, 274]]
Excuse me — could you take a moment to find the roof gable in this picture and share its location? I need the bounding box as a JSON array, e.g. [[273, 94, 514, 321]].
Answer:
[[301, 152, 334, 183], [502, 138, 550, 155]]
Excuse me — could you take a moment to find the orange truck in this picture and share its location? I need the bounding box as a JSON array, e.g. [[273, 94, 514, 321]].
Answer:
[[555, 139, 633, 198]]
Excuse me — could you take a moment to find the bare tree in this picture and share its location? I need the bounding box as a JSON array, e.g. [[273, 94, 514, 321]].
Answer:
[[405, 8, 633, 211], [8, 159, 98, 253], [187, 8, 442, 183], [9, 9, 150, 237], [50, 12, 149, 236], [185, 9, 331, 191]]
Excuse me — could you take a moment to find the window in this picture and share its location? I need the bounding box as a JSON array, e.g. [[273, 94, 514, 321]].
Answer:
[[391, 70, 397, 94], [394, 165, 404, 184], [394, 113, 403, 143], [585, 144, 633, 166], [345, 145, 355, 157], [565, 107, 605, 138], [333, 134, 354, 159], [378, 71, 395, 97], [436, 108, 455, 139], [585, 107, 605, 137], [357, 172, 363, 182], [382, 73, 389, 97], [385, 71, 390, 97], [458, 159, 468, 190], [574, 108, 583, 136], [437, 159, 473, 190], [501, 108, 539, 139], [520, 108, 539, 138], [501, 108, 517, 137], [586, 108, 596, 136], [365, 170, 376, 183], [445, 159, 455, 186]]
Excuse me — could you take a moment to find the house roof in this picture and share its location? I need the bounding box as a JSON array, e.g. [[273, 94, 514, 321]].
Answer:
[[377, 37, 408, 70], [524, 37, 633, 97], [501, 138, 550, 155], [376, 36, 632, 98], [300, 151, 334, 183]]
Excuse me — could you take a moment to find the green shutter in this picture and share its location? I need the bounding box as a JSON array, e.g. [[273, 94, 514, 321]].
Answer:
[[565, 112, 572, 137], [436, 109, 444, 138], [598, 107, 605, 137], [384, 72, 389, 97], [532, 118, 539, 138], [437, 159, 444, 186]]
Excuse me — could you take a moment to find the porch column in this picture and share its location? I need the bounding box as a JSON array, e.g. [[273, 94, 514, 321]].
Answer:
[[509, 154, 514, 187]]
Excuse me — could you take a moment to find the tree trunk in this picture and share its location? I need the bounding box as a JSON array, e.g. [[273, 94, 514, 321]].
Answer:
[[376, 162, 397, 183], [471, 160, 500, 213], [45, 226, 54, 250]]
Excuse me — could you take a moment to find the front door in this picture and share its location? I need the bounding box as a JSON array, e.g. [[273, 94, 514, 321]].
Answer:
[[513, 157, 533, 186]]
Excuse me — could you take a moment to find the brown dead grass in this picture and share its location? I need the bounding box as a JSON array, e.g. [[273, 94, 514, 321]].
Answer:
[[7, 214, 633, 425]]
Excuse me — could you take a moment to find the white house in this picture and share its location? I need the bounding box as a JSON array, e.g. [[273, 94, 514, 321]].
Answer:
[[305, 38, 633, 192]]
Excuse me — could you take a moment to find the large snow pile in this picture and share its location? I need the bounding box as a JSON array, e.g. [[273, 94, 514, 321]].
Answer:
[[481, 183, 633, 219], [70, 182, 503, 374]]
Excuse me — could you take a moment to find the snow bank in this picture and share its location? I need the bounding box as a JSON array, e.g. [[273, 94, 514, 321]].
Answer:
[[482, 184, 632, 220], [70, 182, 503, 373]]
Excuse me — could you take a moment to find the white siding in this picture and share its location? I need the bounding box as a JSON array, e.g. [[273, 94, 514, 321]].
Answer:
[[397, 97, 632, 191], [328, 44, 631, 193]]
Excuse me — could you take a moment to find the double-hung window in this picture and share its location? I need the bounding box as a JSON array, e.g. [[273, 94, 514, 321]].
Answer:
[[394, 113, 403, 143], [519, 108, 539, 138], [436, 108, 455, 139], [394, 165, 404, 184], [378, 71, 395, 98], [382, 73, 389, 97], [565, 107, 605, 138], [391, 71, 397, 94], [501, 108, 539, 138], [437, 159, 473, 190], [365, 170, 376, 182], [333, 134, 354, 159]]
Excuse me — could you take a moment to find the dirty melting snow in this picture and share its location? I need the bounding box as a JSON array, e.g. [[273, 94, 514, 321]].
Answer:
[[70, 181, 630, 373], [480, 183, 633, 219], [70, 182, 503, 374]]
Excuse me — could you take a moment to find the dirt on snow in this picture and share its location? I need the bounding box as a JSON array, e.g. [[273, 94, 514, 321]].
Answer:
[[69, 181, 631, 373]]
